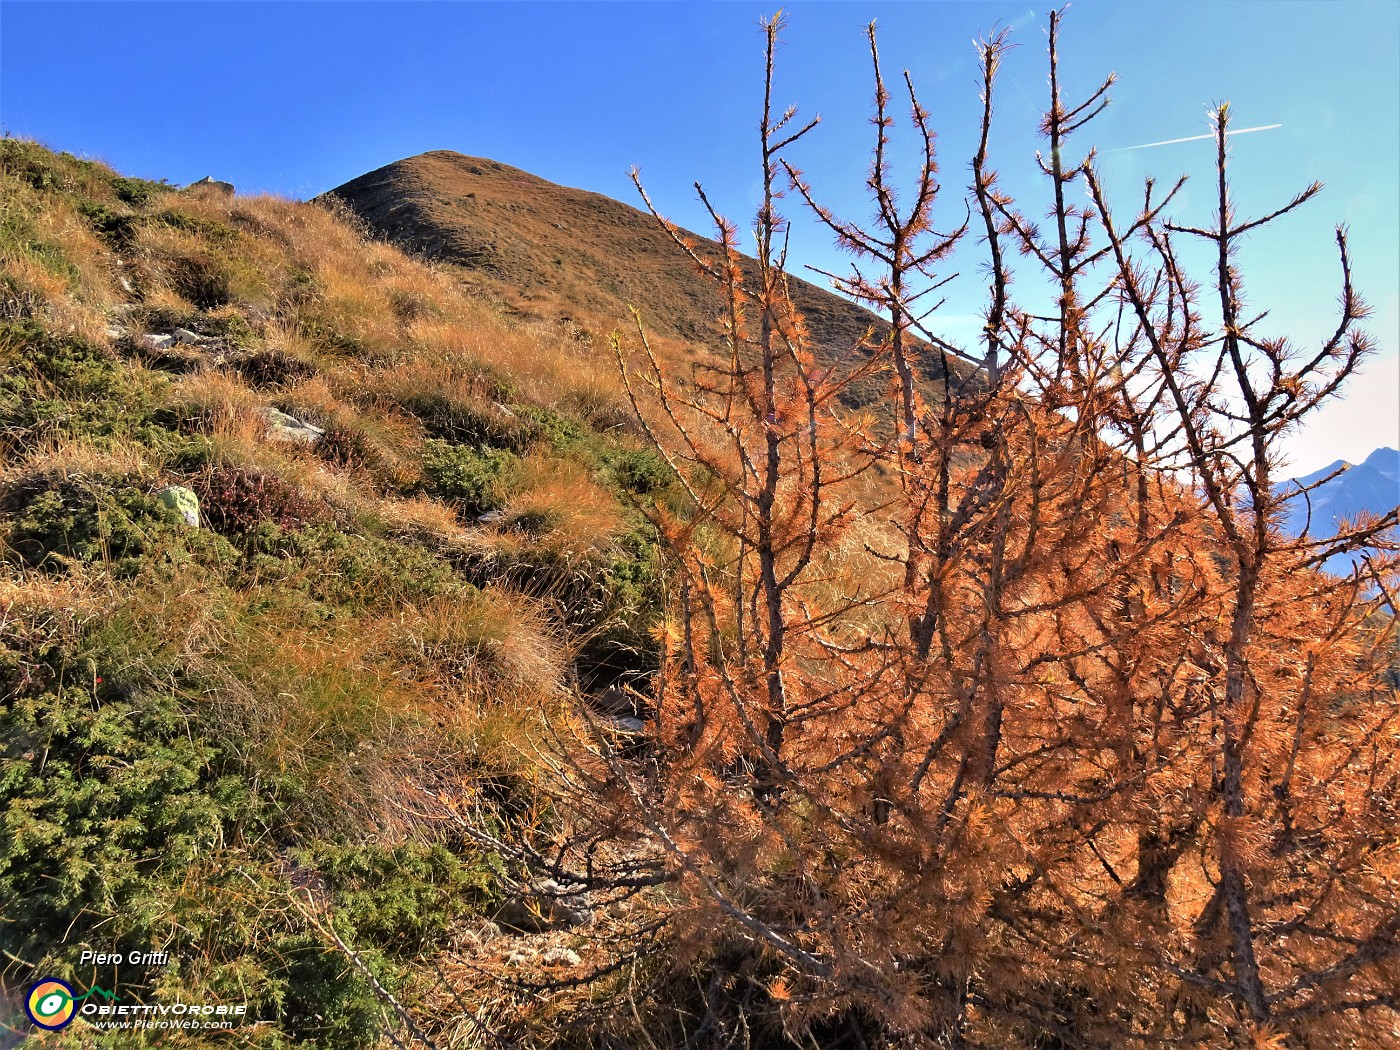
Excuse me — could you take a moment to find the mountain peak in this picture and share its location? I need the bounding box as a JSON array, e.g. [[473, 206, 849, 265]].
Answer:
[[1362, 446, 1399, 479], [321, 152, 972, 409], [1279, 447, 1400, 576]]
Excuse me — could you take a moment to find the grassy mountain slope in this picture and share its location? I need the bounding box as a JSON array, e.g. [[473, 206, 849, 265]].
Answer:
[[0, 138, 676, 1047], [323, 149, 970, 408]]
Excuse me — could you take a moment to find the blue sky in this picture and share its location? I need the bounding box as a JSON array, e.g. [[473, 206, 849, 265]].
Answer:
[[2, 1, 1396, 474]]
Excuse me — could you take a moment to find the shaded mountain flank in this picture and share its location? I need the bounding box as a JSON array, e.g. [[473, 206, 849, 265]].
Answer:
[[320, 150, 974, 407], [1280, 447, 1400, 574]]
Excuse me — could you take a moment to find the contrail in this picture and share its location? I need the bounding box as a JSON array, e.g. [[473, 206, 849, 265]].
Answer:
[[1109, 123, 1282, 152]]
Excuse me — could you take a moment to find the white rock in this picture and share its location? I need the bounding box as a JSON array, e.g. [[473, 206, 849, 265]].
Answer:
[[553, 906, 590, 928], [506, 950, 537, 967], [540, 947, 581, 967], [140, 333, 175, 350], [256, 406, 325, 445]]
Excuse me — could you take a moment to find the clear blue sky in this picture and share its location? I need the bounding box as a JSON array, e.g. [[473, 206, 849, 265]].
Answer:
[[2, 1, 1396, 474]]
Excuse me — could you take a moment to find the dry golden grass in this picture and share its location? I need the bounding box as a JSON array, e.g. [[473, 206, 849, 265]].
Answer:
[[392, 589, 565, 708], [499, 455, 626, 555], [0, 254, 73, 315], [0, 565, 111, 622], [135, 219, 275, 309], [257, 317, 323, 362], [0, 433, 160, 489], [130, 281, 197, 320], [0, 186, 113, 339], [166, 368, 267, 452], [378, 347, 510, 409], [371, 495, 475, 549]]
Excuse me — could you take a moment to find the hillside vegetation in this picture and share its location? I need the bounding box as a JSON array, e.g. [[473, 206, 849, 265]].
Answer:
[[323, 150, 974, 410], [0, 136, 675, 1047]]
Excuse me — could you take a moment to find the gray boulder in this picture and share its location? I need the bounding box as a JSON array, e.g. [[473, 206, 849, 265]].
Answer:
[[540, 947, 581, 967], [188, 175, 234, 195], [256, 406, 325, 445]]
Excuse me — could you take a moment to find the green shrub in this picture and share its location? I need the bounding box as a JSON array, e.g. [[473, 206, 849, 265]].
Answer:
[[0, 140, 167, 211], [76, 199, 139, 247], [310, 841, 500, 955], [0, 607, 487, 1049], [111, 175, 166, 206], [599, 444, 672, 497], [0, 321, 166, 447], [194, 308, 258, 348], [0, 138, 110, 199], [2, 475, 235, 575], [152, 208, 238, 242], [520, 403, 590, 453], [522, 405, 674, 499], [242, 522, 463, 609], [0, 627, 247, 968], [421, 438, 521, 514]]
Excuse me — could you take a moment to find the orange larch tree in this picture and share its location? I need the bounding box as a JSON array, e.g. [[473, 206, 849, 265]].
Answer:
[[581, 10, 1399, 1049]]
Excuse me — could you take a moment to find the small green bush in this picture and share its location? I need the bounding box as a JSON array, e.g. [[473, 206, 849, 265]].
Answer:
[[599, 444, 672, 497], [421, 438, 521, 514], [311, 841, 500, 955], [0, 605, 501, 1049], [111, 175, 166, 206], [0, 630, 246, 967], [152, 208, 238, 242], [3, 475, 234, 574], [0, 321, 166, 447], [77, 199, 139, 246], [242, 522, 463, 609], [0, 140, 168, 211], [522, 405, 674, 499]]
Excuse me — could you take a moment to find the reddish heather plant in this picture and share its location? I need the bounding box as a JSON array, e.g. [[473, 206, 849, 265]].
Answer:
[[195, 465, 322, 535]]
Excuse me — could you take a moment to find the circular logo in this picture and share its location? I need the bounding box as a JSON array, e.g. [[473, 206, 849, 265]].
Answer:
[[26, 978, 77, 1031]]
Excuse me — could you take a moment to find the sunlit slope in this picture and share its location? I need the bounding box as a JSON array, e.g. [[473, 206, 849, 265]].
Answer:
[[324, 149, 973, 408], [0, 138, 671, 1046]]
